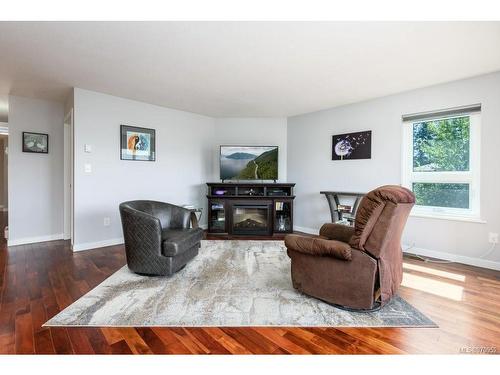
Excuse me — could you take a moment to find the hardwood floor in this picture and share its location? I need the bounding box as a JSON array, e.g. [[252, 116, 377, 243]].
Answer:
[[1, 229, 499, 354]]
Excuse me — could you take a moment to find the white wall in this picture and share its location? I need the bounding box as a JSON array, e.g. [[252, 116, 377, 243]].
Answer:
[[8, 96, 64, 245], [73, 88, 215, 250], [212, 118, 287, 181], [287, 71, 500, 270]]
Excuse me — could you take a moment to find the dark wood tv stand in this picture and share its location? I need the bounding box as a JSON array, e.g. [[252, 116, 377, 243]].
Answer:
[[207, 182, 295, 236]]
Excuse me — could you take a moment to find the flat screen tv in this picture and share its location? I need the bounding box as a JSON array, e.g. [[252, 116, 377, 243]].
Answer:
[[220, 145, 278, 181]]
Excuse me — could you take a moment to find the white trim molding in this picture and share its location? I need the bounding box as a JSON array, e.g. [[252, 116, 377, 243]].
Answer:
[[404, 245, 500, 271], [8, 233, 64, 247], [409, 213, 486, 224], [73, 237, 124, 252]]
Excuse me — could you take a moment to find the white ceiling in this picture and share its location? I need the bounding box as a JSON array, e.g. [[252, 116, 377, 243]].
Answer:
[[1, 22, 500, 117]]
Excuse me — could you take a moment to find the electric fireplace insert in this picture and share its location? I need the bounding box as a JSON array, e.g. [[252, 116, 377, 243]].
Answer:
[[231, 204, 270, 235]]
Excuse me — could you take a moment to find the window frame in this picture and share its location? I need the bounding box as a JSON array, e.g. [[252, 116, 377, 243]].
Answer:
[[401, 112, 481, 221]]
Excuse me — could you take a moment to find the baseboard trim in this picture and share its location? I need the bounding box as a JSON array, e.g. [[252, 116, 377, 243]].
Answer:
[[73, 238, 124, 252], [8, 233, 64, 246], [404, 246, 500, 271]]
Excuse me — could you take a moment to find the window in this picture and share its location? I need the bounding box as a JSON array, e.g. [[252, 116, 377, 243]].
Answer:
[[402, 107, 481, 221]]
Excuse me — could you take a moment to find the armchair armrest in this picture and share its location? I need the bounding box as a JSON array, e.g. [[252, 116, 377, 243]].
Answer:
[[190, 211, 199, 228], [319, 223, 355, 243], [284, 234, 352, 261], [119, 205, 162, 256]]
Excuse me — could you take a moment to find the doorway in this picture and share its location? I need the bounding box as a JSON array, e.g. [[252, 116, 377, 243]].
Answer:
[[0, 126, 7, 244], [63, 109, 74, 248]]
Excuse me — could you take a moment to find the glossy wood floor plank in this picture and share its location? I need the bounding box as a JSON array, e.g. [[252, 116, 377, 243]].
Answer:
[[1, 225, 499, 354]]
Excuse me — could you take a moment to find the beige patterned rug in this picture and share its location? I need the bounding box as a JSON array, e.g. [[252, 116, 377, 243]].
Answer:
[[45, 240, 436, 327]]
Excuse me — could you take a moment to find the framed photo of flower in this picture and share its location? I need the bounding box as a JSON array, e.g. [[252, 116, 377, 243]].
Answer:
[[332, 130, 371, 160], [23, 132, 49, 154], [120, 125, 156, 161]]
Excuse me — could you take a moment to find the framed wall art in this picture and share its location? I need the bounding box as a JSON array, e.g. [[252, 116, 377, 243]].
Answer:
[[120, 125, 156, 161], [332, 130, 371, 160], [23, 132, 49, 154]]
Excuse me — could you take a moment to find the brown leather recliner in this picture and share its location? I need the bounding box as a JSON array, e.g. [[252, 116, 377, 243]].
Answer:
[[285, 185, 415, 311]]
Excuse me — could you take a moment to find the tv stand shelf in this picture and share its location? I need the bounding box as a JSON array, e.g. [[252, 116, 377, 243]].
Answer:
[[207, 182, 295, 236]]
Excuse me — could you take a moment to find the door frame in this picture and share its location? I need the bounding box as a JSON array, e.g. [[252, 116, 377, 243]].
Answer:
[[63, 109, 74, 247]]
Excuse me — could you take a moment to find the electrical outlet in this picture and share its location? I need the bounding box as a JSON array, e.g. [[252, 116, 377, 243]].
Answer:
[[488, 232, 499, 244], [104, 217, 111, 227]]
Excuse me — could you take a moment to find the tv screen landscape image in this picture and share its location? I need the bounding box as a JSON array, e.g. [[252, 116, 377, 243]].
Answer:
[[220, 146, 278, 180]]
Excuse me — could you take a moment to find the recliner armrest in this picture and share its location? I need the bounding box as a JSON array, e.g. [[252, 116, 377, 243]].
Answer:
[[284, 234, 352, 261], [319, 223, 355, 243]]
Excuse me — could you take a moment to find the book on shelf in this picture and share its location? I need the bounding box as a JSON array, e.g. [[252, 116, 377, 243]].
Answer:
[[337, 204, 352, 213]]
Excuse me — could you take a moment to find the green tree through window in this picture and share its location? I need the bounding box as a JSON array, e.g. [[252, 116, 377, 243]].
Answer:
[[413, 116, 470, 172], [403, 110, 479, 218], [413, 183, 469, 209]]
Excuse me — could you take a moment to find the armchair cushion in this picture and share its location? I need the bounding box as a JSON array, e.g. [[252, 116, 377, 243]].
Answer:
[[319, 223, 355, 243], [162, 228, 204, 257], [284, 234, 352, 261]]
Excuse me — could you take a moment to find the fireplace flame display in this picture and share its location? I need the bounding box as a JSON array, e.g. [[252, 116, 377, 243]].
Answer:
[[233, 206, 269, 233]]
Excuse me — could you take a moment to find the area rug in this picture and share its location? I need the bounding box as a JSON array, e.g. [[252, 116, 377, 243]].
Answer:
[[44, 240, 436, 328]]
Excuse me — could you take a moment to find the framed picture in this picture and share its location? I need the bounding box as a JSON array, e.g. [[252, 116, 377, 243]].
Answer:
[[23, 132, 49, 154], [120, 125, 156, 161], [332, 130, 371, 160]]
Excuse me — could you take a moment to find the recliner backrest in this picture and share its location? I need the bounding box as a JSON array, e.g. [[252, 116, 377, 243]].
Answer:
[[349, 185, 415, 258], [349, 185, 415, 304]]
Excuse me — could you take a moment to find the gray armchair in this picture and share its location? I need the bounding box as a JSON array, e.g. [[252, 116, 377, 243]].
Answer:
[[119, 200, 203, 276]]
